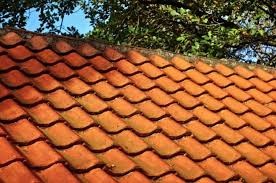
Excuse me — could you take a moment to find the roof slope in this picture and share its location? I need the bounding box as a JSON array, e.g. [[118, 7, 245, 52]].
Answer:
[[0, 29, 275, 183]]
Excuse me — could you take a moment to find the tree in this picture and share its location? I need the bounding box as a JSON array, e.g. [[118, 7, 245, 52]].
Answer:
[[0, 0, 275, 66]]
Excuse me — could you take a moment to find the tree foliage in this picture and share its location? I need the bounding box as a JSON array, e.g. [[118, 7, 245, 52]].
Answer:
[[0, 0, 275, 66]]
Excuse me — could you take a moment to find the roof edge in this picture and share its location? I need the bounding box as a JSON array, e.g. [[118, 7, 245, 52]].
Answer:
[[0, 27, 275, 73]]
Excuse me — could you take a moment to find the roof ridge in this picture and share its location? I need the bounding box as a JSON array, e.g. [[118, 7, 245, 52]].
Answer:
[[0, 27, 275, 73]]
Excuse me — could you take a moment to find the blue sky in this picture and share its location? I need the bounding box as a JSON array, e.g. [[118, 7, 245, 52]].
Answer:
[[25, 8, 92, 34]]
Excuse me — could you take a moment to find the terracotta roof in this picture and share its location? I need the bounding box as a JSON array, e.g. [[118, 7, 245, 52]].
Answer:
[[0, 29, 275, 183]]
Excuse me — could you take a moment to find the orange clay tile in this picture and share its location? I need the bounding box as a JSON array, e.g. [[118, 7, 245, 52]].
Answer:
[[155, 76, 181, 93], [235, 142, 271, 166], [212, 124, 245, 145], [157, 174, 185, 183], [224, 85, 251, 102], [54, 40, 73, 54], [0, 162, 40, 183], [0, 55, 16, 71], [27, 103, 61, 125], [171, 56, 193, 71], [125, 114, 158, 136], [61, 107, 94, 129], [58, 144, 101, 171], [163, 66, 187, 82], [137, 100, 167, 120], [7, 45, 33, 61], [139, 63, 164, 79], [13, 85, 44, 105], [239, 127, 272, 147], [263, 129, 276, 143], [234, 65, 255, 79], [77, 43, 99, 57], [0, 137, 23, 165], [20, 58, 47, 75], [247, 88, 273, 104], [229, 75, 254, 90], [169, 155, 205, 180], [0, 126, 6, 136], [32, 74, 62, 92], [259, 163, 276, 182], [40, 122, 81, 147], [37, 163, 80, 183], [185, 69, 210, 85], [177, 136, 212, 161], [249, 77, 273, 92], [119, 171, 151, 183], [262, 146, 276, 161], [0, 99, 27, 121], [78, 168, 116, 183], [108, 97, 138, 117], [205, 78, 232, 101], [195, 177, 216, 183], [172, 91, 200, 109], [241, 112, 271, 131], [254, 68, 274, 82], [77, 66, 105, 84], [266, 102, 276, 112], [268, 91, 276, 100], [18, 140, 62, 168], [77, 93, 108, 114], [130, 73, 156, 91], [181, 79, 206, 96], [245, 100, 272, 116], [145, 133, 181, 157], [112, 130, 148, 154], [214, 63, 234, 76], [186, 120, 217, 142], [149, 55, 171, 68], [63, 52, 88, 68], [206, 139, 242, 164], [127, 50, 149, 65], [165, 103, 193, 122], [115, 59, 140, 75], [218, 110, 247, 129], [1, 70, 30, 88], [0, 83, 10, 99], [207, 72, 233, 87], [192, 106, 221, 126], [104, 70, 131, 87], [91, 81, 120, 100], [222, 97, 249, 114], [133, 151, 171, 177], [265, 115, 276, 127], [49, 62, 75, 80], [36, 49, 61, 64], [0, 32, 22, 46], [146, 88, 174, 106], [231, 161, 268, 182], [103, 47, 124, 61], [92, 111, 127, 133], [47, 89, 77, 110], [98, 148, 136, 175], [157, 117, 189, 138], [194, 60, 214, 74], [78, 127, 114, 151], [268, 79, 276, 88], [120, 85, 148, 103], [27, 35, 48, 51], [199, 157, 237, 182], [198, 94, 225, 111], [63, 77, 91, 95], [3, 119, 44, 144], [89, 56, 113, 72]]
